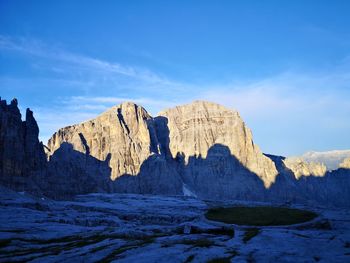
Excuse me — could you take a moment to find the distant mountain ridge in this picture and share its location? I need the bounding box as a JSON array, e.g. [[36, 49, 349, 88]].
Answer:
[[299, 150, 350, 170], [1, 97, 350, 207]]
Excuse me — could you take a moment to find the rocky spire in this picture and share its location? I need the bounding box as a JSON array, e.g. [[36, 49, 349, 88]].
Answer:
[[0, 99, 46, 188]]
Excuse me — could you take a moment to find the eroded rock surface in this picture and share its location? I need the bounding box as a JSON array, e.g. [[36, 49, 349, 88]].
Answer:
[[1, 98, 350, 206], [47, 102, 159, 180], [1, 189, 349, 263], [0, 98, 46, 191], [301, 150, 350, 170], [339, 157, 350, 169], [283, 157, 327, 179], [158, 101, 278, 187]]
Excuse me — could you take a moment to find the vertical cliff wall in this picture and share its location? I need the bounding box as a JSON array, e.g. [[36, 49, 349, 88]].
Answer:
[[0, 98, 46, 190]]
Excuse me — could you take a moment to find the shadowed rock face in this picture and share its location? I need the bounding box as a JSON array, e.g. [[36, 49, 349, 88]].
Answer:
[[42, 142, 113, 199], [0, 98, 46, 190]]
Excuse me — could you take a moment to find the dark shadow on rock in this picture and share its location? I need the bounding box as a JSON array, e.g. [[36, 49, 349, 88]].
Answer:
[[265, 154, 350, 207], [38, 142, 113, 199], [113, 114, 269, 201], [117, 108, 130, 134], [78, 133, 90, 155], [180, 144, 268, 201], [113, 116, 183, 195], [154, 116, 171, 158], [113, 117, 350, 207], [2, 98, 349, 206]]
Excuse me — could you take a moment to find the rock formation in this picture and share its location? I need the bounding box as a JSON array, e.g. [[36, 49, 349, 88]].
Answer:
[[339, 157, 350, 169], [283, 157, 327, 179], [46, 100, 278, 197], [0, 97, 46, 191], [1, 97, 350, 206], [158, 101, 278, 188], [42, 142, 113, 199], [47, 102, 159, 180], [297, 150, 350, 170]]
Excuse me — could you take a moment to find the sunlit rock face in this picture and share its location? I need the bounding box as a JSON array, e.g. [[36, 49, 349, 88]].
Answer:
[[2, 98, 350, 206], [47, 102, 159, 180], [47, 100, 278, 191], [301, 150, 350, 170], [0, 98, 46, 190], [283, 157, 327, 179], [339, 157, 350, 169], [158, 101, 278, 188]]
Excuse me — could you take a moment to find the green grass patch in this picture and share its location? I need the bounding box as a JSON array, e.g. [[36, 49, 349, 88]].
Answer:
[[205, 206, 317, 226]]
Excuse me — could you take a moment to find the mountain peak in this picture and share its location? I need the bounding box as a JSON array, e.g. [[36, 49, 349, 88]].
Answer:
[[158, 100, 238, 117]]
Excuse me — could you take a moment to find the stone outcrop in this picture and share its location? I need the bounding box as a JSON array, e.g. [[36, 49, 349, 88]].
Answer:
[[299, 150, 350, 170], [46, 101, 278, 191], [0, 97, 46, 191], [158, 101, 278, 187], [47, 102, 159, 180], [283, 157, 327, 179], [42, 142, 113, 199], [339, 157, 350, 169], [1, 98, 350, 206]]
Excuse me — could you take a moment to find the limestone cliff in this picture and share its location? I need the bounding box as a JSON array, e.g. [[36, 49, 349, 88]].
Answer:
[[2, 98, 349, 206], [300, 150, 350, 170], [158, 101, 278, 187], [47, 102, 159, 180], [0, 97, 46, 190], [47, 101, 278, 188], [283, 157, 327, 179], [339, 157, 350, 169]]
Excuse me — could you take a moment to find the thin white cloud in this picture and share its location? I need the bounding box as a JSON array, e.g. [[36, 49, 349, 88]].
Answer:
[[0, 35, 175, 85], [200, 71, 350, 117], [64, 96, 179, 115], [198, 70, 350, 155], [1, 35, 350, 155]]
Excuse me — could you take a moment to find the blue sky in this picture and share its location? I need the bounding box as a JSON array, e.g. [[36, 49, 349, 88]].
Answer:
[[1, 0, 350, 156]]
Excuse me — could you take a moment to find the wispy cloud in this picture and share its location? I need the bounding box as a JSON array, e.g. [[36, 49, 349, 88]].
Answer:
[[198, 70, 350, 155], [66, 96, 178, 111], [200, 71, 350, 118], [1, 35, 350, 155], [0, 35, 176, 85]]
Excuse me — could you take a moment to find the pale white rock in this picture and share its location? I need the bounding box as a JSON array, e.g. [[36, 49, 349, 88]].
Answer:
[[300, 150, 350, 170], [339, 157, 350, 169], [158, 100, 278, 187], [283, 157, 327, 179], [47, 102, 159, 180]]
